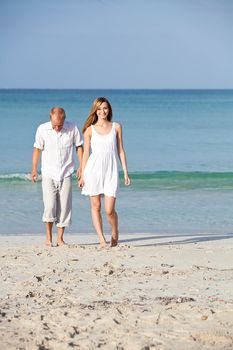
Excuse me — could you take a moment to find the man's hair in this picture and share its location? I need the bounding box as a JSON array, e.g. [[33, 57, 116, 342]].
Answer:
[[50, 107, 66, 119]]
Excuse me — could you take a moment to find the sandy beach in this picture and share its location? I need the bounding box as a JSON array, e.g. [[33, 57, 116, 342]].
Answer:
[[0, 233, 233, 350]]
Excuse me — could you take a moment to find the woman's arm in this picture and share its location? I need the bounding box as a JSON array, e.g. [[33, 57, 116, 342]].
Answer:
[[79, 127, 91, 187], [115, 123, 130, 186]]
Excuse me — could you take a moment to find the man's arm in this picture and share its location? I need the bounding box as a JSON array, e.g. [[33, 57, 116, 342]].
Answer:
[[31, 148, 41, 182], [76, 145, 83, 180]]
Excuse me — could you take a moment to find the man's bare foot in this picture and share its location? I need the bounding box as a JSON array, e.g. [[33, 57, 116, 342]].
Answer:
[[45, 241, 52, 248], [56, 240, 67, 247]]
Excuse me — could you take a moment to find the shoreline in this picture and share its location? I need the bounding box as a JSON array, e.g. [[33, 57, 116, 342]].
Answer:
[[1, 231, 233, 245], [1, 234, 233, 349]]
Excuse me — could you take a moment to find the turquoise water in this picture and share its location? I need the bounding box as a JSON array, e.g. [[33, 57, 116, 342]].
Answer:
[[1, 89, 233, 234]]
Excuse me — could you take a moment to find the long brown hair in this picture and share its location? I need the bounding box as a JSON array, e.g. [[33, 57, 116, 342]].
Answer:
[[82, 97, 113, 133]]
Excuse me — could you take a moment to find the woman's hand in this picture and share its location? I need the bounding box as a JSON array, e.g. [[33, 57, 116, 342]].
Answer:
[[124, 174, 131, 186], [76, 167, 81, 180], [78, 176, 85, 188]]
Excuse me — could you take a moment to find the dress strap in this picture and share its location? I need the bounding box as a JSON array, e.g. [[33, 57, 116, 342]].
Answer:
[[90, 125, 95, 138]]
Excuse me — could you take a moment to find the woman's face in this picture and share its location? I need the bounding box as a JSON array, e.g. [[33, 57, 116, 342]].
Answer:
[[96, 102, 109, 120]]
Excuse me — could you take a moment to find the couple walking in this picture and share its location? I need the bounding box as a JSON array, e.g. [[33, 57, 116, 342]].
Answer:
[[31, 97, 130, 248]]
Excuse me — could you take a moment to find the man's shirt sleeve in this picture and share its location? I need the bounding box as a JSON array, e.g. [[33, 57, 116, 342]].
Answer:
[[74, 125, 83, 147], [33, 125, 44, 150]]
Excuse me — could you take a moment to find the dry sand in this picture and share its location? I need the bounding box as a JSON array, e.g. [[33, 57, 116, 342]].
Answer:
[[0, 233, 233, 350]]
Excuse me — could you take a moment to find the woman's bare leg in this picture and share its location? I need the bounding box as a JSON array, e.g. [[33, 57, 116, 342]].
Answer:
[[90, 195, 106, 247], [104, 196, 118, 247]]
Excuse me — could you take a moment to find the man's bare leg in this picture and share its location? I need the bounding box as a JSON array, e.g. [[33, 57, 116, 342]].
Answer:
[[57, 226, 65, 246], [45, 222, 53, 246]]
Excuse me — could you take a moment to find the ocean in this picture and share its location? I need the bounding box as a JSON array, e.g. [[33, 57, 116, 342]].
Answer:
[[1, 89, 233, 235]]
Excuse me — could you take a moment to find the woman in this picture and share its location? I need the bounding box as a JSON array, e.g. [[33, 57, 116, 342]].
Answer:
[[80, 97, 130, 247]]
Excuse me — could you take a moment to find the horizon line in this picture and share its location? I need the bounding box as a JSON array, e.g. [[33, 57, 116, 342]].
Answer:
[[1, 88, 233, 91]]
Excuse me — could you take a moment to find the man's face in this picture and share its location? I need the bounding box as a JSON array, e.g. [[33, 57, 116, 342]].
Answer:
[[50, 113, 64, 132]]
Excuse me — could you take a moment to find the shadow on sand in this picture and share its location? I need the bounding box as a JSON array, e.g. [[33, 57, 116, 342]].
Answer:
[[120, 232, 233, 247], [80, 232, 233, 247]]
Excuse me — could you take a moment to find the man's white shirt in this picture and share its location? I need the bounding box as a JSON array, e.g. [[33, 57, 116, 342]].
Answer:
[[34, 121, 83, 181]]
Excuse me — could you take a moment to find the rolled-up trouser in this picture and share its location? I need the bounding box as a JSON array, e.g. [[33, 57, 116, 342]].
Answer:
[[42, 175, 72, 227]]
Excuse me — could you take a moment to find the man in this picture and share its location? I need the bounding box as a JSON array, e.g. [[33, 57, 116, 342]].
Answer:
[[31, 107, 83, 247]]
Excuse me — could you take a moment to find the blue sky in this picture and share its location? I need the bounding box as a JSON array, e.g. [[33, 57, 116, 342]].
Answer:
[[1, 0, 233, 89]]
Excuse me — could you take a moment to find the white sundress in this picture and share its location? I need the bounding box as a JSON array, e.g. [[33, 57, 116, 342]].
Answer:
[[81, 122, 119, 198]]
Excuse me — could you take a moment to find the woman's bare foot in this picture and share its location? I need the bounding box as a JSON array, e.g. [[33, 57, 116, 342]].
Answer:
[[45, 240, 52, 248], [110, 232, 118, 247], [99, 236, 107, 248]]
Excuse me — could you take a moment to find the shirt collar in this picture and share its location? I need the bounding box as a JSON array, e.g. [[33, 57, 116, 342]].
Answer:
[[47, 121, 68, 130]]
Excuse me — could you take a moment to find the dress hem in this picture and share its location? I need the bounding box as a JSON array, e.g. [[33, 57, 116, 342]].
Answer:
[[81, 191, 117, 198]]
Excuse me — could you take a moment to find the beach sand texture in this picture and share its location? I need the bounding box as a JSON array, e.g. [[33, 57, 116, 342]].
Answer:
[[0, 234, 233, 350]]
